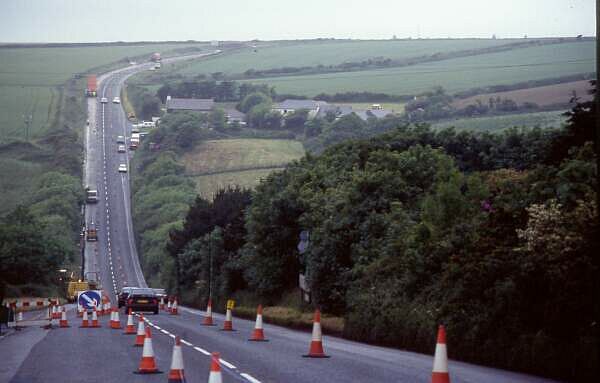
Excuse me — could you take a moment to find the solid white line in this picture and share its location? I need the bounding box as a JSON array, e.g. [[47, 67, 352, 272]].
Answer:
[[240, 373, 262, 383], [181, 339, 192, 346], [219, 359, 236, 370], [193, 346, 210, 356]]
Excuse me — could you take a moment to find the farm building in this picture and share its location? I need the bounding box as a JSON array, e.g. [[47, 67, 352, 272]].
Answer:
[[224, 109, 246, 125], [165, 96, 215, 113], [273, 99, 328, 118]]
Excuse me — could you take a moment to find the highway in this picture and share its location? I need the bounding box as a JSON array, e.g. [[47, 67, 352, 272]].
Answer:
[[5, 54, 561, 383]]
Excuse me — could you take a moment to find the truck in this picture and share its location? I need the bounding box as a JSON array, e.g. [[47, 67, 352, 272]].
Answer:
[[67, 272, 101, 302], [86, 223, 98, 242], [86, 75, 97, 97], [129, 132, 141, 150], [85, 187, 98, 203], [150, 52, 161, 62]]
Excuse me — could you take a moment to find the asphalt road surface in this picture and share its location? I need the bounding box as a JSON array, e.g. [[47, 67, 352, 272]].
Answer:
[[3, 52, 562, 383]]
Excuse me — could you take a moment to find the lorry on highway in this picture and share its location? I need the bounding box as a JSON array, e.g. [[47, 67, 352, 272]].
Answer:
[[85, 187, 98, 203], [86, 223, 98, 241], [66, 272, 101, 302], [86, 75, 97, 97]]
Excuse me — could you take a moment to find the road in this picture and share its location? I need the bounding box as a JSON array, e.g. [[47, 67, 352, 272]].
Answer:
[[5, 52, 561, 383]]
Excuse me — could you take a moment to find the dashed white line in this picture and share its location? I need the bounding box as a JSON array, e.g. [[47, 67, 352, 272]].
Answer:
[[181, 339, 192, 346], [193, 346, 210, 356], [240, 373, 263, 383], [219, 359, 237, 370]]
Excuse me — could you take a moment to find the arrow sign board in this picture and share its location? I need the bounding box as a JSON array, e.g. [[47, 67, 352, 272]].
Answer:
[[77, 290, 102, 310]]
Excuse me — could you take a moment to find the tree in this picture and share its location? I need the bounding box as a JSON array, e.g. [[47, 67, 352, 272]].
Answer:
[[238, 92, 271, 113], [209, 108, 226, 130]]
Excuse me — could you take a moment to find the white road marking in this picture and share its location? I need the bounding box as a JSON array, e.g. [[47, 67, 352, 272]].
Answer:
[[181, 339, 192, 346], [193, 346, 210, 356], [240, 373, 263, 383], [219, 359, 237, 370]]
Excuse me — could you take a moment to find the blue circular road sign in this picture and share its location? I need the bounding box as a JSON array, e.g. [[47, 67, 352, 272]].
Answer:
[[78, 290, 101, 310]]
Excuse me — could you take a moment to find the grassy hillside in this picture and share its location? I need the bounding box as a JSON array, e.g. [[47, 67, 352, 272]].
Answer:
[[431, 110, 568, 132], [176, 38, 522, 76], [0, 42, 206, 141], [181, 139, 304, 198], [242, 41, 594, 96]]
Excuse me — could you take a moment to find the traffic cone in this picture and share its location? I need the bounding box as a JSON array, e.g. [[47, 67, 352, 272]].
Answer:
[[91, 308, 100, 328], [124, 309, 136, 334], [80, 309, 89, 328], [170, 298, 178, 315], [431, 325, 450, 383], [207, 352, 222, 383], [134, 316, 145, 347], [160, 297, 165, 311], [303, 309, 329, 357], [59, 307, 70, 328], [221, 307, 234, 331], [77, 305, 84, 317], [16, 311, 23, 322], [110, 308, 122, 329], [167, 336, 185, 383], [248, 304, 268, 341], [51, 305, 59, 319], [167, 299, 172, 313], [202, 300, 215, 326], [134, 327, 161, 374]]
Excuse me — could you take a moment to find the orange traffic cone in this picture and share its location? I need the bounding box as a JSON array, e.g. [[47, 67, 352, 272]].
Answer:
[[124, 309, 136, 334], [248, 304, 268, 341], [303, 309, 329, 358], [110, 308, 122, 329], [170, 298, 179, 315], [91, 307, 101, 328], [431, 325, 450, 383], [160, 297, 165, 311], [52, 305, 60, 319], [16, 311, 23, 322], [167, 336, 185, 383], [202, 300, 215, 326], [134, 315, 145, 347], [207, 352, 222, 383], [59, 307, 70, 328], [77, 305, 84, 317], [221, 307, 234, 331], [167, 299, 172, 313], [80, 309, 89, 328], [134, 327, 161, 374]]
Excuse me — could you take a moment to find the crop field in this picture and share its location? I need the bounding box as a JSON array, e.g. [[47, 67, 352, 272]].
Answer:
[[431, 110, 568, 132], [451, 80, 593, 108], [0, 42, 206, 140], [241, 41, 595, 96], [0, 157, 46, 215], [192, 168, 285, 199], [176, 38, 522, 76], [181, 138, 304, 198], [181, 139, 304, 175]]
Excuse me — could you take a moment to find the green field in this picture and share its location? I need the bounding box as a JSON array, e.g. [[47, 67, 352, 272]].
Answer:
[[0, 43, 207, 141], [176, 39, 522, 76], [181, 138, 304, 198], [431, 110, 568, 132], [241, 41, 595, 96]]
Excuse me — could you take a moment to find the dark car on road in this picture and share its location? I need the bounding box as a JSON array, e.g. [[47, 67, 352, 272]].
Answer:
[[118, 287, 141, 308], [125, 288, 159, 314]]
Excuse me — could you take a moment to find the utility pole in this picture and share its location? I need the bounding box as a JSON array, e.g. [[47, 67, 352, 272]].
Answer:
[[23, 114, 32, 141], [595, 0, 599, 373]]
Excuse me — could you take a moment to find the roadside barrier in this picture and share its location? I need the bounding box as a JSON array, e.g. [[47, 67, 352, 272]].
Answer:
[[208, 352, 223, 383], [134, 315, 145, 346], [221, 307, 234, 331], [431, 325, 450, 383], [124, 309, 136, 334], [248, 304, 268, 342], [134, 327, 161, 374], [303, 309, 329, 358], [167, 336, 185, 383], [80, 310, 89, 328], [202, 299, 215, 326]]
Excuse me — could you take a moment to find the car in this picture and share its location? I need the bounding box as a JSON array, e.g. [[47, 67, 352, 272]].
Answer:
[[100, 97, 108, 104], [112, 97, 121, 104], [116, 135, 125, 144], [125, 288, 159, 314], [118, 287, 141, 308], [117, 144, 126, 153], [118, 163, 127, 173]]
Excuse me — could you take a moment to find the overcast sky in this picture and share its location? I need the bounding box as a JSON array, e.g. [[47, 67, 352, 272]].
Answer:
[[0, 0, 595, 43]]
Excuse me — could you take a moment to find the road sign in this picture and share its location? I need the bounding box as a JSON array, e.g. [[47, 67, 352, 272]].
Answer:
[[298, 230, 310, 254], [77, 290, 102, 310], [226, 299, 235, 310]]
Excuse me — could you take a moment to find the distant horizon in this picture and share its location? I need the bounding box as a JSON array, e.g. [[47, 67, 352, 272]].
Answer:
[[0, 35, 596, 46]]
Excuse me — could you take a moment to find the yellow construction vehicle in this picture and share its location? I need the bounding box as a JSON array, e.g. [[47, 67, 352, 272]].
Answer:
[[66, 272, 101, 302]]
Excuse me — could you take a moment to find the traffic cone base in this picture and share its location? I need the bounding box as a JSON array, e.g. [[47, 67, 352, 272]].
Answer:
[[202, 316, 215, 326], [134, 328, 162, 374], [432, 372, 451, 383], [303, 341, 330, 358], [248, 329, 269, 341]]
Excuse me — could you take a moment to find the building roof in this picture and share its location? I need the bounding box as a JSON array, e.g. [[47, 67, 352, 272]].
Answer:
[[166, 97, 214, 111], [224, 108, 246, 120], [274, 99, 327, 111], [316, 104, 353, 119], [355, 109, 394, 121]]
